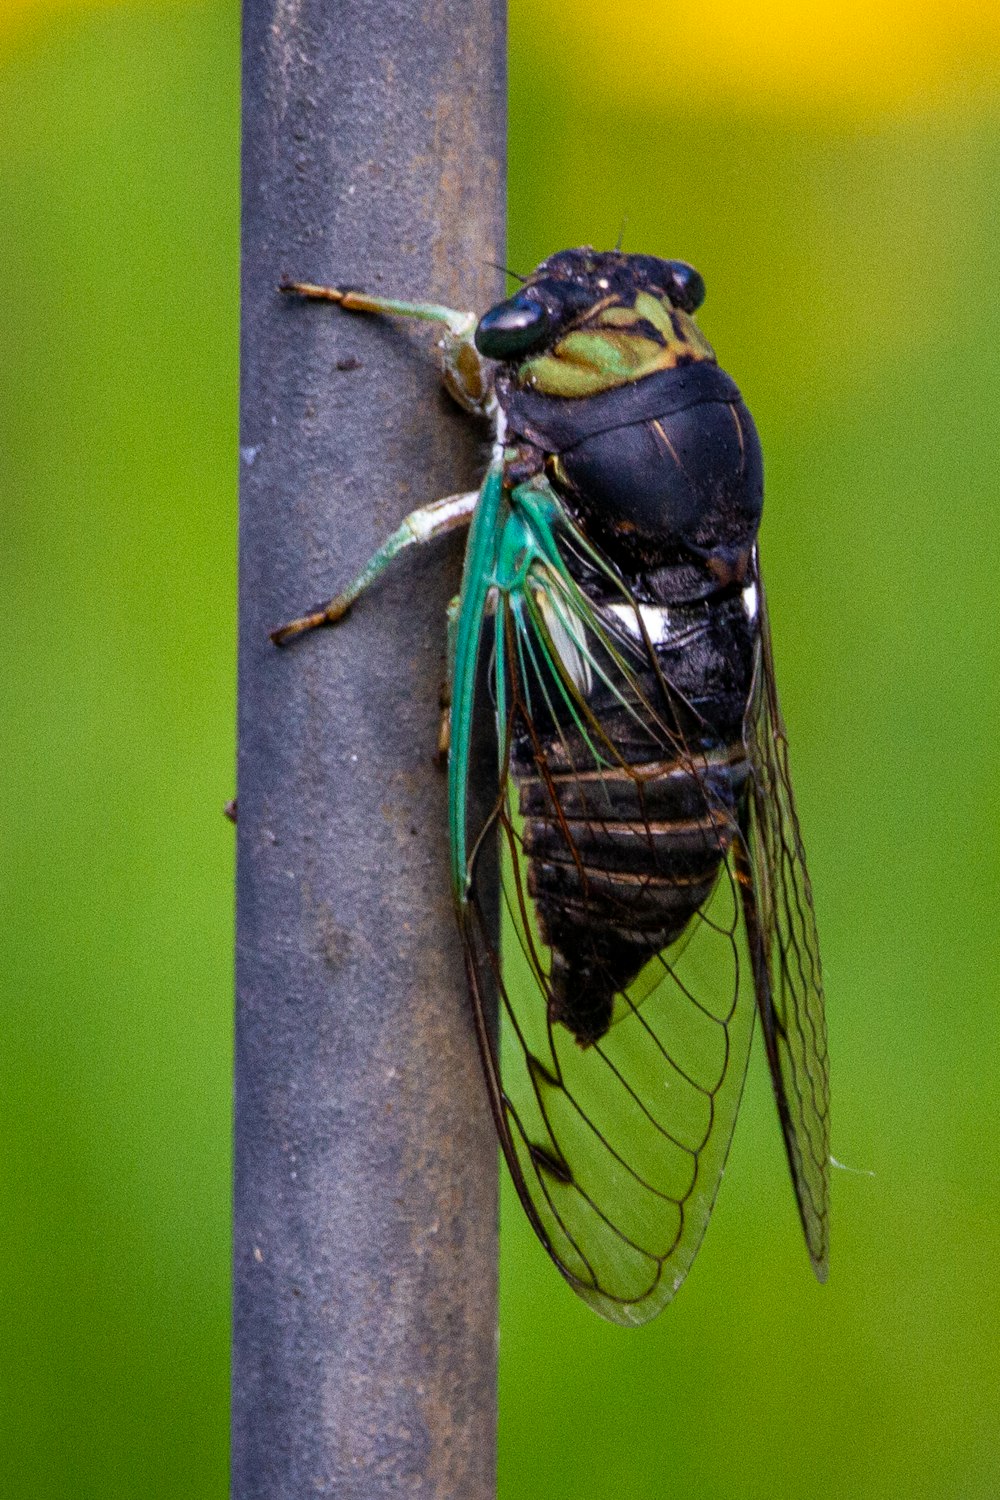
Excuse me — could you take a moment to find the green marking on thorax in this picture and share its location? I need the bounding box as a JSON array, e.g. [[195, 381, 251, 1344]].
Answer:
[[517, 289, 716, 398]]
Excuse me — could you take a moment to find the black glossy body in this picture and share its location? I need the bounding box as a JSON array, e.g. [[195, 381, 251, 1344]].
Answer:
[[500, 361, 764, 601]]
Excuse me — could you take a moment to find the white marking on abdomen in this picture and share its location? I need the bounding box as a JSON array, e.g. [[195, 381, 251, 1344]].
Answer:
[[605, 601, 676, 646]]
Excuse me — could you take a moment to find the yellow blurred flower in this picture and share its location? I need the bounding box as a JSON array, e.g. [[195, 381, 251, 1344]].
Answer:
[[6, 0, 998, 114], [513, 0, 1000, 116], [0, 0, 196, 57]]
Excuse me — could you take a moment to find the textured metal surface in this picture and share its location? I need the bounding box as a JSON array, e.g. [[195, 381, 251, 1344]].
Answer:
[[234, 3, 505, 1495]]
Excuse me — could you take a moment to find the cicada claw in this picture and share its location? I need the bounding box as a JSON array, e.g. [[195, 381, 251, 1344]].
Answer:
[[269, 594, 353, 647]]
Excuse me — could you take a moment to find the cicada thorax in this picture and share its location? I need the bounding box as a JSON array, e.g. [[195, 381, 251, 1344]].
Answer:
[[489, 250, 766, 1047]]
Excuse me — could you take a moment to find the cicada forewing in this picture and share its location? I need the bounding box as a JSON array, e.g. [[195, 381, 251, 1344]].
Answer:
[[451, 472, 763, 1325]]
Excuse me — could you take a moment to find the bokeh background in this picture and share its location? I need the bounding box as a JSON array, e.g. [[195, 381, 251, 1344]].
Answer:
[[2, 1, 998, 1495]]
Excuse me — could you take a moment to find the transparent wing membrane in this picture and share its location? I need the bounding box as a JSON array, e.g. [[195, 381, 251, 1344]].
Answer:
[[741, 574, 830, 1276], [495, 835, 753, 1322]]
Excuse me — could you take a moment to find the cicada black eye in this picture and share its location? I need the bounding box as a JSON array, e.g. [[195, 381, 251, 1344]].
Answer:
[[663, 261, 706, 313], [475, 291, 551, 359]]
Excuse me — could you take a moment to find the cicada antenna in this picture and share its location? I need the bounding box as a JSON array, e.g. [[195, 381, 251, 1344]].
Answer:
[[487, 260, 527, 282]]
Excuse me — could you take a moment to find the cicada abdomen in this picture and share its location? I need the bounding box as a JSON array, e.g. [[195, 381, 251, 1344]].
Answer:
[[512, 590, 756, 1048]]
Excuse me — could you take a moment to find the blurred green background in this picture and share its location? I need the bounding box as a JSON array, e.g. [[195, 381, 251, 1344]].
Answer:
[[1, 1, 998, 1495]]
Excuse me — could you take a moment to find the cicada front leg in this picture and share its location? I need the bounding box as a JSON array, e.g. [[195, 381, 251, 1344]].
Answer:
[[270, 490, 479, 646], [278, 279, 494, 418]]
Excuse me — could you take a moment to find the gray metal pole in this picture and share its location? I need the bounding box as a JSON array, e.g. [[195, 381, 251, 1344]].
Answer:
[[234, 4, 505, 1496]]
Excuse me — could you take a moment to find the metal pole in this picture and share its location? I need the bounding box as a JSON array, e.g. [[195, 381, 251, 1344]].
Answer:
[[234, 4, 505, 1496]]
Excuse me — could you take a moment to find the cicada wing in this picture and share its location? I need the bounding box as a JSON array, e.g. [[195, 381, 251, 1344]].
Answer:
[[740, 559, 830, 1277], [451, 479, 757, 1325]]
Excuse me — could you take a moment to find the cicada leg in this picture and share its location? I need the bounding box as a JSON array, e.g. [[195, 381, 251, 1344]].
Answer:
[[270, 490, 478, 646], [279, 279, 493, 417]]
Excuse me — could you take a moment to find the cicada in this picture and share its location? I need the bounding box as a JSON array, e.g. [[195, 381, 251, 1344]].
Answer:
[[274, 248, 829, 1325]]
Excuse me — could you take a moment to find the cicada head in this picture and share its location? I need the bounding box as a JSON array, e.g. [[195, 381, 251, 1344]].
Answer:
[[475, 248, 715, 398]]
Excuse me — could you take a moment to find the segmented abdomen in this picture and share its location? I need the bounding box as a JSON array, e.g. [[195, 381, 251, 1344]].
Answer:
[[511, 596, 755, 1044]]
